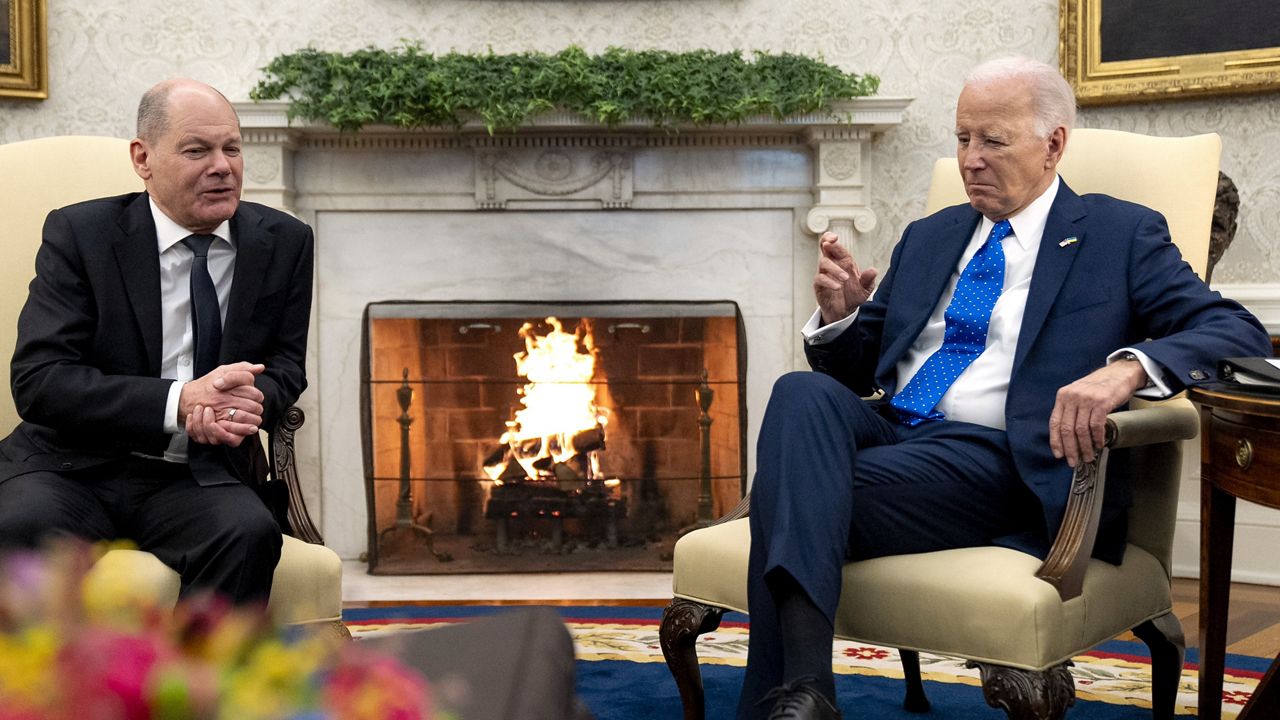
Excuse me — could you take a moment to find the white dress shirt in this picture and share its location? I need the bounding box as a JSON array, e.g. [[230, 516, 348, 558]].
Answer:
[[150, 198, 236, 461], [803, 176, 1169, 429]]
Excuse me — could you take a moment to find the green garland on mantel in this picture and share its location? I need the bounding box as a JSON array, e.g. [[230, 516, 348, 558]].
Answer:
[[250, 44, 880, 133]]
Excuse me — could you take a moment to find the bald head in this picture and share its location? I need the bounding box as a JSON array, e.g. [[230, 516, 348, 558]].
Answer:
[[136, 79, 235, 143]]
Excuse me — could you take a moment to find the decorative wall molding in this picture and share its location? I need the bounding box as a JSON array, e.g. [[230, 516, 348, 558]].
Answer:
[[1174, 499, 1280, 586], [1213, 283, 1280, 332]]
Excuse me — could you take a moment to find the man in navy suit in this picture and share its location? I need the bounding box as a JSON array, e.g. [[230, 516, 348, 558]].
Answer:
[[0, 79, 314, 604], [741, 56, 1271, 720]]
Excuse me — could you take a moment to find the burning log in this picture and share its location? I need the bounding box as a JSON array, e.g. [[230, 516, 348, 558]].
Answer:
[[482, 423, 607, 484], [568, 425, 605, 455]]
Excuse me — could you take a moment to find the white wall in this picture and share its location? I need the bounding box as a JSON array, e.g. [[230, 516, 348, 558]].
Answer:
[[3, 0, 1277, 580], [5, 0, 1280, 285]]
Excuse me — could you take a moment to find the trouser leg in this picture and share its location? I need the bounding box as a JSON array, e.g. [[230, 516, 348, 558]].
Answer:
[[121, 461, 282, 605], [738, 372, 897, 719], [0, 470, 115, 548], [846, 419, 1028, 559]]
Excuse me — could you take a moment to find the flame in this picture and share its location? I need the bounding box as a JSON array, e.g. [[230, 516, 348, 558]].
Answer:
[[489, 317, 606, 479]]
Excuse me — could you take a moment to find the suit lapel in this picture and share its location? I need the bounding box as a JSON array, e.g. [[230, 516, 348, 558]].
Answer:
[[877, 208, 979, 378], [114, 194, 164, 375], [1011, 183, 1087, 376], [222, 204, 273, 361]]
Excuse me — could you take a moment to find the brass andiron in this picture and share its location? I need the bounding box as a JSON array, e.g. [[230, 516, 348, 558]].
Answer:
[[378, 368, 450, 561], [680, 369, 715, 536]]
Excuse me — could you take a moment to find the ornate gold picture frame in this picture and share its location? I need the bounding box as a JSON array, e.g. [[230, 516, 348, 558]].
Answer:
[[1061, 0, 1280, 105], [1, 0, 47, 100]]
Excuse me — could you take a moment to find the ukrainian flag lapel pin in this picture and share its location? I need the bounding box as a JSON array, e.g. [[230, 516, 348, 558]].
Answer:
[[1058, 236, 1079, 248]]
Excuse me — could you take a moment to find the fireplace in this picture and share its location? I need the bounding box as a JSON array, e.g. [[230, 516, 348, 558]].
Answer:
[[232, 98, 909, 562], [362, 301, 745, 573]]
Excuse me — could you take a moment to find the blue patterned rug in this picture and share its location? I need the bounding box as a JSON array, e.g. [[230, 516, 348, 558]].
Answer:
[[344, 605, 1269, 719]]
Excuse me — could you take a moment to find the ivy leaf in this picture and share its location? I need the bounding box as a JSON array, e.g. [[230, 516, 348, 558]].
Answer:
[[251, 44, 880, 133]]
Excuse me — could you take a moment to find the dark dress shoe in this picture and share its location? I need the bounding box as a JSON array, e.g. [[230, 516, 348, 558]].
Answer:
[[759, 677, 842, 720]]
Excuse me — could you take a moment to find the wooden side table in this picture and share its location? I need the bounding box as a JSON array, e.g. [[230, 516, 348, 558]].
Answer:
[[1187, 386, 1280, 720]]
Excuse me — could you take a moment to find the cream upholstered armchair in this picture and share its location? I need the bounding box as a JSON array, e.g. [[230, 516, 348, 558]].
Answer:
[[660, 129, 1222, 720], [0, 136, 344, 636]]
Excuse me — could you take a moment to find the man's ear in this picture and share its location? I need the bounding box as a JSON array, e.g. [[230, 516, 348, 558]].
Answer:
[[1044, 126, 1068, 169], [129, 139, 153, 181]]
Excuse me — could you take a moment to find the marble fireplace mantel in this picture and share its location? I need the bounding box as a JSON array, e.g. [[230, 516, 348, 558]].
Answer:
[[232, 97, 911, 560], [235, 98, 911, 249]]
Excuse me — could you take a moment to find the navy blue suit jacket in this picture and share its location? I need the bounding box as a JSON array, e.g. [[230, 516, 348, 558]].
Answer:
[[0, 192, 314, 490], [806, 180, 1270, 561]]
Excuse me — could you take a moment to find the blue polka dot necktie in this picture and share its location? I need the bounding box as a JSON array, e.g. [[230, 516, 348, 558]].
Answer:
[[890, 219, 1010, 426]]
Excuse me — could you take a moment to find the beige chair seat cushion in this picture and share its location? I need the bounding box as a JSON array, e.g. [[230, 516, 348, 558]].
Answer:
[[84, 535, 343, 626], [672, 518, 1172, 670]]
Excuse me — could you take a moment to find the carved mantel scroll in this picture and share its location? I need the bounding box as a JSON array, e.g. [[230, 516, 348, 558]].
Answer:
[[474, 137, 635, 210]]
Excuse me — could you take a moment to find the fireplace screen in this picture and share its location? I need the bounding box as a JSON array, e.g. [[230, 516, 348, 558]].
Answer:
[[361, 301, 746, 574]]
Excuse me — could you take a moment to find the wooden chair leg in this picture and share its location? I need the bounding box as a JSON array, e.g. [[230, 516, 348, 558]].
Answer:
[[660, 597, 725, 720], [1131, 611, 1185, 720], [968, 661, 1075, 720], [899, 649, 931, 712]]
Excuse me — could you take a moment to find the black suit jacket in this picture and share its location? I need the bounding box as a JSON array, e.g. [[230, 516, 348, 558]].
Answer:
[[0, 192, 314, 490], [806, 180, 1271, 561]]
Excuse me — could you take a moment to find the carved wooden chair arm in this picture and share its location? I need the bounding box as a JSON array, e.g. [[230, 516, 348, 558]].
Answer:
[[1034, 402, 1200, 601], [269, 405, 325, 545]]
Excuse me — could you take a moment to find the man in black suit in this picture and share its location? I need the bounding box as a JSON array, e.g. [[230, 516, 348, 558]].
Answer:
[[0, 79, 314, 604], [740, 57, 1271, 719]]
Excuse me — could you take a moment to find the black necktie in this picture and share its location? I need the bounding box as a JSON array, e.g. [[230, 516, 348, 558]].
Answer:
[[183, 234, 222, 377]]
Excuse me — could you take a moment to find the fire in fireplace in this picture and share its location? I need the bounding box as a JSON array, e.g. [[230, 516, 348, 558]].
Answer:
[[360, 301, 746, 574], [481, 317, 624, 551]]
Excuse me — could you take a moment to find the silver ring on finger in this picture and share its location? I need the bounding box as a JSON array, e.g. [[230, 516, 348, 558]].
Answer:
[[227, 408, 237, 420]]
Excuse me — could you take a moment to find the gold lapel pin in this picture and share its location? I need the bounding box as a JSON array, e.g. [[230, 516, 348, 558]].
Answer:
[[1058, 237, 1079, 247]]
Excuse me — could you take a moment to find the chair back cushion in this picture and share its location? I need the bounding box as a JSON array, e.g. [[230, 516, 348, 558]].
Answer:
[[924, 128, 1220, 278], [0, 136, 143, 430]]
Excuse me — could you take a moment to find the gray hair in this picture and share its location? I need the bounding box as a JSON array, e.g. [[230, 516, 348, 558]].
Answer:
[[965, 56, 1076, 138], [136, 83, 173, 141]]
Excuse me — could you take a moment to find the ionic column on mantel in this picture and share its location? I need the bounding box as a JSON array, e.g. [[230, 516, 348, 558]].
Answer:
[[800, 99, 913, 258], [233, 97, 911, 245], [806, 126, 878, 254]]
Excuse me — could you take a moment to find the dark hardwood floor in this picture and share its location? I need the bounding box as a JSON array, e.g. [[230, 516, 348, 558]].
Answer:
[[1115, 578, 1280, 659]]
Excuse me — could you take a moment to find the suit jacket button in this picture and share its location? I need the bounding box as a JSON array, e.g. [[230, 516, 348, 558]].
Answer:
[[60, 462, 73, 470], [1190, 369, 1207, 380]]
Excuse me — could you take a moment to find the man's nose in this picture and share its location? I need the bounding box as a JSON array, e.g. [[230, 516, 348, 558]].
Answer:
[[962, 148, 986, 171], [208, 151, 231, 175]]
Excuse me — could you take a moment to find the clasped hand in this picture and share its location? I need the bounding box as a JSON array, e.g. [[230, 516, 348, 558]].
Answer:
[[814, 232, 878, 325], [178, 362, 266, 448]]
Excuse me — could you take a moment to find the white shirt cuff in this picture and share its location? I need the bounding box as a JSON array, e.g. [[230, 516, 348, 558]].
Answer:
[[1107, 348, 1175, 399], [802, 307, 858, 345], [163, 380, 184, 434]]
